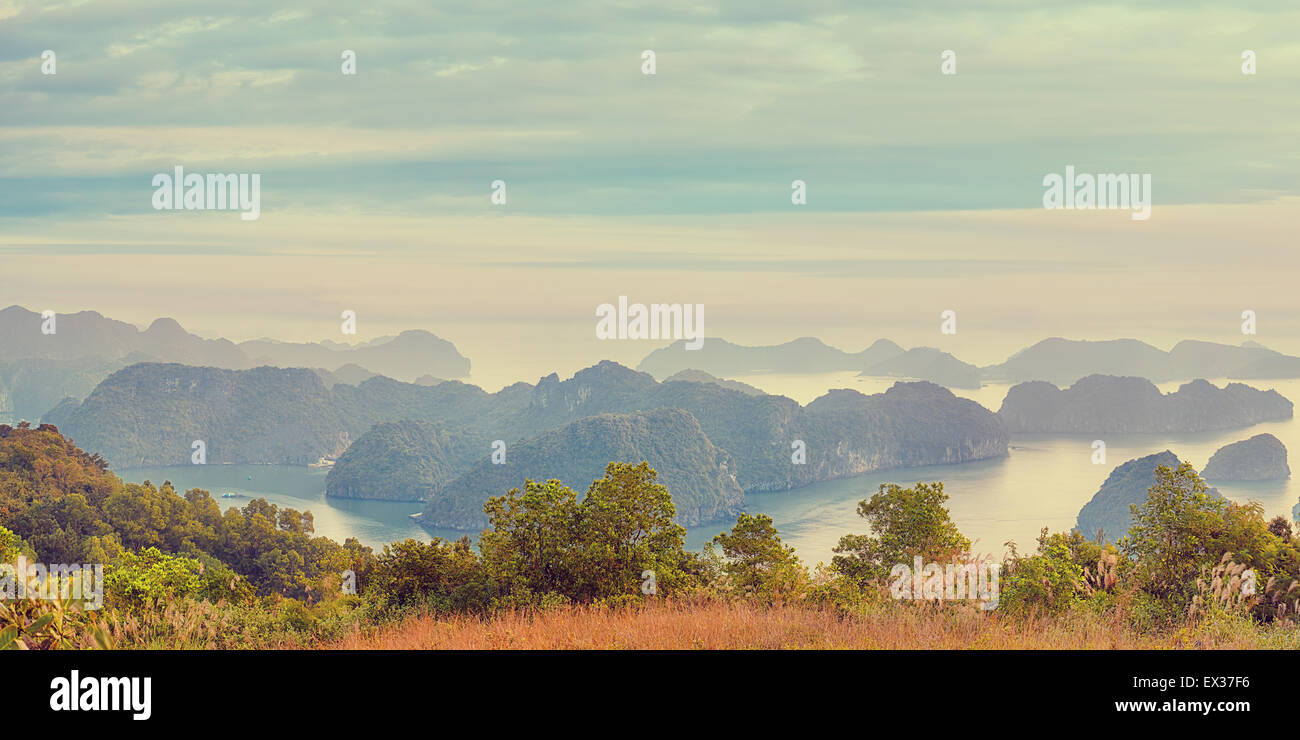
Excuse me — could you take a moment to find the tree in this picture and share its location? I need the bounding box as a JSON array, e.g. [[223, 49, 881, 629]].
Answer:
[[1267, 516, 1294, 542], [832, 481, 970, 585], [104, 547, 202, 609], [1121, 462, 1227, 610], [366, 537, 489, 615], [1122, 462, 1300, 623], [480, 462, 699, 604], [0, 525, 29, 562], [573, 461, 694, 600], [711, 513, 806, 601], [480, 478, 582, 602], [999, 528, 1106, 616]]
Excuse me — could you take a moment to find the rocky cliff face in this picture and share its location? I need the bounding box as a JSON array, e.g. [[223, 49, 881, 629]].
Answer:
[[999, 375, 1292, 433], [1201, 433, 1290, 481], [772, 382, 1007, 491], [58, 361, 1009, 512], [60, 363, 349, 467], [490, 364, 1008, 493], [424, 408, 744, 529], [326, 420, 484, 501]]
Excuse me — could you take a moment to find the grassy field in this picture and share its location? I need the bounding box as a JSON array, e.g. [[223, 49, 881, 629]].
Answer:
[[327, 599, 1300, 650]]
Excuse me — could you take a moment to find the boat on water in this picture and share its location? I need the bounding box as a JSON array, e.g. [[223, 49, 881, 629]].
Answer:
[[221, 492, 246, 499], [307, 457, 335, 469]]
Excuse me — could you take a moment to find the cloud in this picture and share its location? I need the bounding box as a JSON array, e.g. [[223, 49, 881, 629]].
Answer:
[[0, 0, 1297, 221]]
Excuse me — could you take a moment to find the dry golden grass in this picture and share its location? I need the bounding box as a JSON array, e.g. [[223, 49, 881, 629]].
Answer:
[[328, 599, 1281, 650]]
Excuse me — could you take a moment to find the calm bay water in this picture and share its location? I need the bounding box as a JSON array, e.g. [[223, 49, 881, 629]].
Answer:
[[121, 374, 1300, 565]]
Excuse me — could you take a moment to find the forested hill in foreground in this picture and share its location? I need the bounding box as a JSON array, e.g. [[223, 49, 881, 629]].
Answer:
[[0, 423, 363, 599], [2, 422, 1297, 651]]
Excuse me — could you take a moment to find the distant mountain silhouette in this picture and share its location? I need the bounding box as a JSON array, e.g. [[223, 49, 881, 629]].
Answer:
[[637, 337, 904, 377], [0, 306, 244, 366], [860, 347, 982, 389], [998, 375, 1293, 433], [985, 338, 1167, 384], [239, 329, 470, 380], [0, 306, 471, 420], [638, 335, 1300, 389], [0, 357, 123, 421], [986, 337, 1300, 385]]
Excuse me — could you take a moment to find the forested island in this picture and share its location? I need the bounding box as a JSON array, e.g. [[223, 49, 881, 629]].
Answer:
[[56, 360, 1009, 528], [998, 376, 1292, 433]]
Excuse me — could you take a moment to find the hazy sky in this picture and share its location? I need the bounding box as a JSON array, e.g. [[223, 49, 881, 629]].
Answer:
[[2, 1, 1299, 387]]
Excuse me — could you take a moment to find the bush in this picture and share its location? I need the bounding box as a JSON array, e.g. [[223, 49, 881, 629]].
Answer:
[[363, 537, 491, 618], [710, 513, 808, 603], [1123, 463, 1300, 625], [831, 481, 970, 586], [104, 548, 203, 610], [480, 463, 702, 606]]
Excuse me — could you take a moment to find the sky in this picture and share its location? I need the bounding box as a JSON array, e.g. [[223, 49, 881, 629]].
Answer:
[[2, 1, 1299, 388]]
